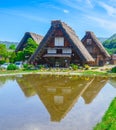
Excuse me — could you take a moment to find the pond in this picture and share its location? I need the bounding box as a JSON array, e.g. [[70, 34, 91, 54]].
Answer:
[[0, 74, 116, 130]]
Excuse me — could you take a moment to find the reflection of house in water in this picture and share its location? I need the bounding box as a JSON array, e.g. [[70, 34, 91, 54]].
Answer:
[[16, 75, 108, 122], [82, 77, 108, 104], [0, 76, 16, 88], [16, 75, 36, 97]]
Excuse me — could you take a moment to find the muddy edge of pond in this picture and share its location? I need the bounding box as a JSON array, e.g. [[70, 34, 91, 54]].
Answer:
[[0, 71, 116, 77]]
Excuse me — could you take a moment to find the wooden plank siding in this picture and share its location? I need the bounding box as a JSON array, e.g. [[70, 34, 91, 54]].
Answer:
[[28, 20, 94, 67]]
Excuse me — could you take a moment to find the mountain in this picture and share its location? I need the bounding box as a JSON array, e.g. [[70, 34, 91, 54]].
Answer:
[[0, 41, 18, 48], [98, 37, 108, 43], [103, 33, 116, 54], [108, 33, 116, 41]]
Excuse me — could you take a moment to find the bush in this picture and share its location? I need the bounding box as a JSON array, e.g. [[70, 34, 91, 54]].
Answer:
[[37, 64, 45, 69], [23, 64, 35, 70], [7, 63, 18, 70], [111, 66, 116, 73], [70, 64, 78, 70], [84, 64, 90, 70], [0, 60, 5, 65], [23, 64, 29, 70]]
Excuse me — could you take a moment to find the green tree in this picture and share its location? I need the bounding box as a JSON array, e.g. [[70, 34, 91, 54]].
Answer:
[[16, 51, 25, 61], [0, 44, 8, 61], [9, 52, 17, 63], [9, 38, 38, 63], [103, 38, 116, 54], [9, 44, 16, 50], [9, 51, 25, 63], [23, 38, 38, 59]]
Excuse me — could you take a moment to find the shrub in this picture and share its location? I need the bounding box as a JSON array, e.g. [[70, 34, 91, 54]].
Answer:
[[0, 60, 5, 65], [7, 63, 18, 70], [37, 64, 45, 69], [23, 64, 28, 70], [70, 64, 78, 70], [111, 66, 116, 73], [23, 64, 35, 70], [84, 64, 90, 70]]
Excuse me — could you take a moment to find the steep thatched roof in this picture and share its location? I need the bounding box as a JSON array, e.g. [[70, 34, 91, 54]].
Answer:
[[15, 32, 43, 52], [28, 20, 94, 63], [82, 77, 108, 104], [81, 31, 110, 58]]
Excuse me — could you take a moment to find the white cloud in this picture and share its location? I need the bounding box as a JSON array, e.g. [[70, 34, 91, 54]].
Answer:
[[99, 2, 116, 16], [60, 0, 93, 12], [87, 16, 116, 31], [63, 9, 69, 13], [86, 0, 93, 8]]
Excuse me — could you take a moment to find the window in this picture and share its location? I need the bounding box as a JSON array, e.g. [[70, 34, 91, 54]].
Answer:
[[87, 39, 92, 45], [55, 37, 64, 46], [47, 48, 56, 54], [54, 96, 64, 104], [62, 48, 72, 54]]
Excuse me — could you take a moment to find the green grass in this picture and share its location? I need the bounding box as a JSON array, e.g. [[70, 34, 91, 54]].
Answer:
[[94, 97, 116, 130], [0, 68, 116, 77]]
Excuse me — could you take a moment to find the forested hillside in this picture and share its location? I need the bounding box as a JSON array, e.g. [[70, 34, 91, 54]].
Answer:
[[102, 33, 116, 54]]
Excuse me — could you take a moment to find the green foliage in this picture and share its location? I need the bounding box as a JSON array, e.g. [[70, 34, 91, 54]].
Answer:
[[0, 44, 8, 60], [9, 52, 17, 63], [94, 97, 116, 130], [103, 36, 116, 54], [111, 66, 116, 73], [70, 64, 78, 70], [84, 64, 90, 70], [7, 63, 18, 70], [23, 38, 38, 59], [9, 38, 38, 63], [23, 64, 35, 70], [16, 51, 25, 61], [9, 44, 16, 50], [0, 60, 5, 65], [37, 64, 45, 69], [23, 64, 28, 69], [9, 51, 25, 63]]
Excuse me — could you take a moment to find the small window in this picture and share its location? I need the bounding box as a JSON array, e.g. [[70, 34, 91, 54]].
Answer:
[[87, 39, 92, 45], [47, 48, 56, 54], [62, 48, 72, 54], [54, 96, 64, 104], [55, 37, 64, 46]]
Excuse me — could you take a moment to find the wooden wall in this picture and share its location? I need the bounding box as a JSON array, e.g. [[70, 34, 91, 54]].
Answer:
[[82, 38, 106, 66]]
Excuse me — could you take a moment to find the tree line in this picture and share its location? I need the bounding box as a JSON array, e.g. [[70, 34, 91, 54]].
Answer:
[[0, 38, 37, 64], [103, 38, 116, 54]]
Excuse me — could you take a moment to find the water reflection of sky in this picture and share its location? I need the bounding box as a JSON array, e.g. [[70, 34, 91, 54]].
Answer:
[[0, 75, 116, 130]]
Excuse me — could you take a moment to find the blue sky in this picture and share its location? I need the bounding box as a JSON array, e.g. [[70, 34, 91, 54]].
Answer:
[[0, 0, 116, 42]]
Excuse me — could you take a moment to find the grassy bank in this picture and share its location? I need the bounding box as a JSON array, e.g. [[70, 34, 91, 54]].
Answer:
[[94, 97, 116, 130], [0, 68, 116, 77]]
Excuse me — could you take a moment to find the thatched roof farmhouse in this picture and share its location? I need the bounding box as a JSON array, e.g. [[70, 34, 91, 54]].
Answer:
[[28, 20, 94, 67], [81, 31, 110, 66], [15, 32, 43, 52]]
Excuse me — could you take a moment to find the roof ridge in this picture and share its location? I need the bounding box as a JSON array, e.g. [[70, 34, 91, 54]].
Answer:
[[25, 32, 43, 37], [82, 31, 110, 58], [61, 22, 79, 39]]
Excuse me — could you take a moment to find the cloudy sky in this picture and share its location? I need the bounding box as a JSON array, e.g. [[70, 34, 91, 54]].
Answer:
[[0, 0, 116, 42]]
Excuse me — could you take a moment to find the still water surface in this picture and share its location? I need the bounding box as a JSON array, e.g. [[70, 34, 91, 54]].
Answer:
[[0, 75, 116, 130]]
